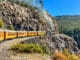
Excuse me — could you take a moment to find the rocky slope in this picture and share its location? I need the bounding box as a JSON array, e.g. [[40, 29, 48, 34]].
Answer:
[[0, 1, 58, 33], [0, 0, 79, 56], [22, 34, 79, 54]]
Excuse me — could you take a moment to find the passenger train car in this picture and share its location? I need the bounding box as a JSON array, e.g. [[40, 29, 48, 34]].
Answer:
[[0, 30, 46, 41]]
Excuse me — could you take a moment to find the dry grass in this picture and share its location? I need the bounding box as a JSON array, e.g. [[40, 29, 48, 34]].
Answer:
[[52, 49, 80, 60]]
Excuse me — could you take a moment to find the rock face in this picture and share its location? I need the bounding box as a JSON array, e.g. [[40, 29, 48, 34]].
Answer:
[[0, 1, 58, 33], [22, 34, 79, 54]]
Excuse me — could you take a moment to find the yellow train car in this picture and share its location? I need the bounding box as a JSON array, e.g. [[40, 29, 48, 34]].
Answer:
[[27, 31, 37, 37], [18, 31, 27, 38], [0, 31, 4, 41], [25, 31, 28, 37], [37, 31, 46, 36], [5, 31, 17, 40]]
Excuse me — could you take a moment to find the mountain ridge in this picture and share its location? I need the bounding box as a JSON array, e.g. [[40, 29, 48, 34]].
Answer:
[[56, 15, 80, 48]]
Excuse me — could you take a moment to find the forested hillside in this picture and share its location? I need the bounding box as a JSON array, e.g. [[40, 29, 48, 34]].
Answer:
[[56, 15, 80, 48]]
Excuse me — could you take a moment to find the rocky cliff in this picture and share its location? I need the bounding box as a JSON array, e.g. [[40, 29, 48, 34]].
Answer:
[[0, 1, 58, 33], [22, 34, 79, 54], [0, 1, 79, 54]]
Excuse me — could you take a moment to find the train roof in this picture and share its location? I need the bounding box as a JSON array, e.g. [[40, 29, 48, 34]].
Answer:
[[0, 29, 46, 32], [0, 29, 15, 32]]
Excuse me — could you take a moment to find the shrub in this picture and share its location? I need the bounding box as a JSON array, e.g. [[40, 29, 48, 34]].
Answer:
[[53, 51, 68, 60], [0, 18, 4, 28], [68, 54, 79, 60], [10, 25, 14, 30], [62, 49, 79, 60], [41, 46, 50, 55], [77, 54, 80, 59], [62, 49, 70, 57], [53, 51, 80, 60], [8, 0, 34, 9], [11, 44, 43, 54]]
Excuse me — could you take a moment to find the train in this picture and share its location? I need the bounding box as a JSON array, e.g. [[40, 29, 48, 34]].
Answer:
[[0, 30, 46, 41]]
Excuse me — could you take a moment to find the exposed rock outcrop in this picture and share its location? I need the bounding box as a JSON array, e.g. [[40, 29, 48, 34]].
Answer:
[[21, 34, 80, 54], [0, 1, 58, 33]]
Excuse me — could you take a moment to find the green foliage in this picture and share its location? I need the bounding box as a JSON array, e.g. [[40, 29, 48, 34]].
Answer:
[[56, 15, 80, 48], [0, 0, 4, 2], [11, 44, 44, 54], [10, 25, 14, 30], [0, 18, 4, 28], [8, 0, 37, 11], [41, 46, 50, 55], [1, 0, 44, 11], [56, 15, 80, 32], [8, 0, 31, 6]]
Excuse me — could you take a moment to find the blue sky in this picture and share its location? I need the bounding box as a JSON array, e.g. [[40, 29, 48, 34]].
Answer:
[[44, 0, 80, 16]]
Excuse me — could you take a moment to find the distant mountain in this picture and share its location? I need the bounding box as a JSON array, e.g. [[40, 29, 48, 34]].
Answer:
[[56, 15, 80, 30]]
